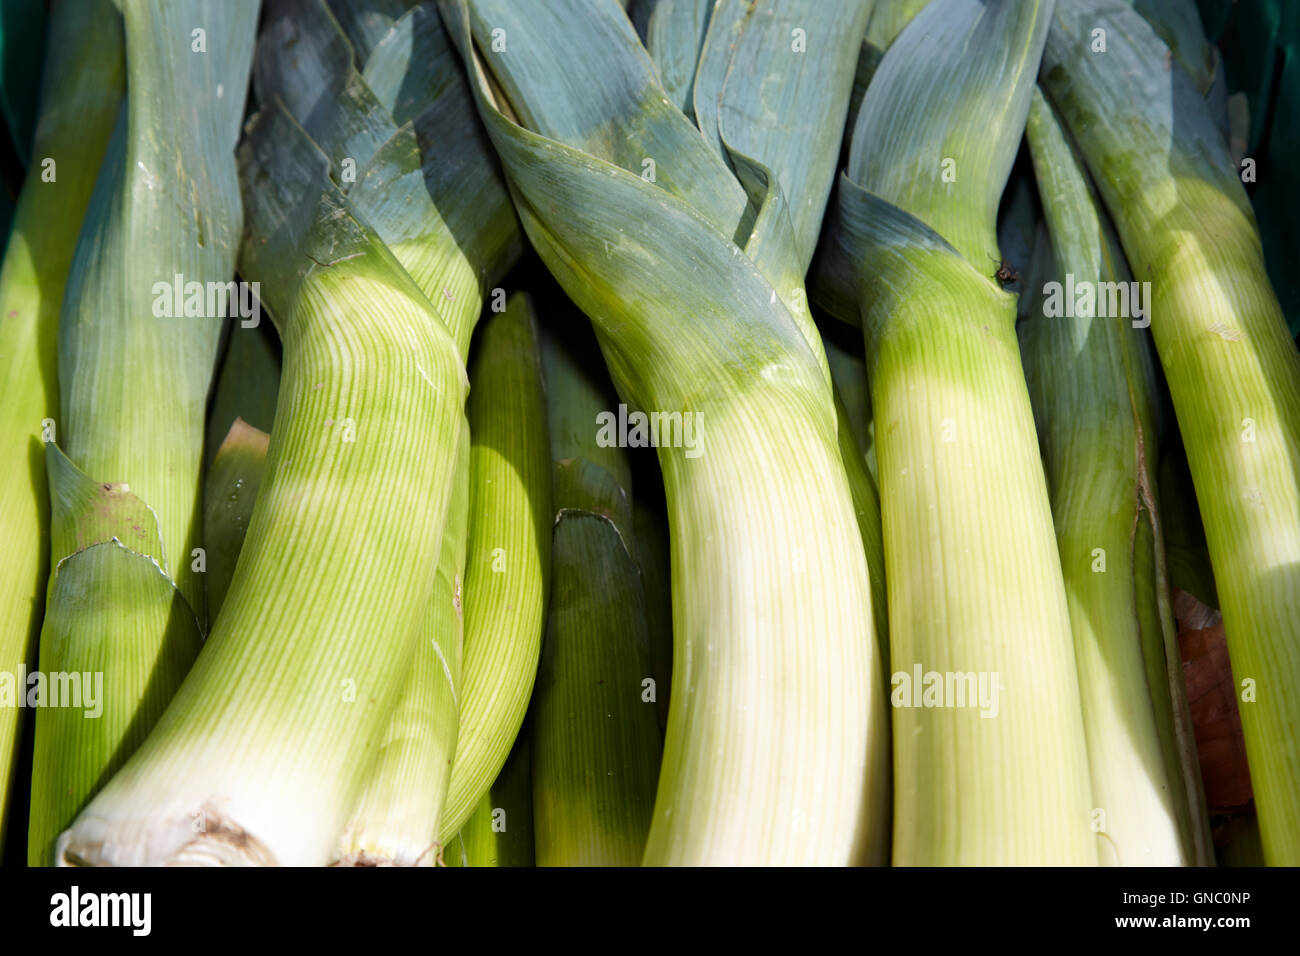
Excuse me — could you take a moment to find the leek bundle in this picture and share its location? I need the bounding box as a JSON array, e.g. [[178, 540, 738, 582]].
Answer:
[[444, 0, 889, 865], [56, 104, 466, 866], [0, 0, 123, 852], [1020, 89, 1212, 866], [0, 0, 1285, 873], [58, 0, 523, 864], [1041, 0, 1300, 865], [27, 0, 258, 864], [835, 0, 1096, 864]]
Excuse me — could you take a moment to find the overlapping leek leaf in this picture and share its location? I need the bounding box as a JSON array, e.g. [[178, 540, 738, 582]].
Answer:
[[0, 0, 123, 854], [1041, 0, 1300, 864], [835, 0, 1096, 864], [255, 0, 520, 358], [1021, 89, 1212, 866], [531, 317, 661, 866], [852, 0, 931, 118], [56, 103, 465, 866], [444, 0, 888, 864], [27, 0, 258, 864], [814, 0, 930, 324], [439, 292, 551, 841], [628, 0, 713, 119]]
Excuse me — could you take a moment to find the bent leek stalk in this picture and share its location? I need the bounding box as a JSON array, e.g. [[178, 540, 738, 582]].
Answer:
[[837, 0, 1096, 864], [55, 104, 465, 866], [439, 292, 551, 841], [444, 0, 887, 865], [0, 0, 123, 853], [1021, 88, 1212, 866], [1041, 0, 1300, 865], [27, 0, 258, 864], [254, 0, 530, 858]]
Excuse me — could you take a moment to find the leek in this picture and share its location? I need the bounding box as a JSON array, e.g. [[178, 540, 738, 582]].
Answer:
[[1041, 0, 1300, 865], [439, 292, 551, 840], [335, 429, 469, 866], [445, 0, 889, 866], [1021, 88, 1212, 865], [55, 103, 465, 866], [0, 0, 122, 853], [255, 0, 530, 857], [836, 0, 1096, 863], [27, 0, 258, 864], [530, 315, 662, 866]]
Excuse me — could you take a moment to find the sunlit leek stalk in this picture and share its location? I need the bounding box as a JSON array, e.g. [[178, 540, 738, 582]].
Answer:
[[1041, 0, 1300, 865], [254, 0, 528, 859], [446, 738, 534, 868], [835, 0, 1095, 864], [446, 0, 888, 865], [528, 315, 663, 866], [203, 419, 270, 621], [54, 100, 466, 866], [1020, 89, 1213, 866], [26, 0, 258, 865], [335, 427, 469, 866], [0, 0, 123, 854], [439, 293, 550, 841]]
